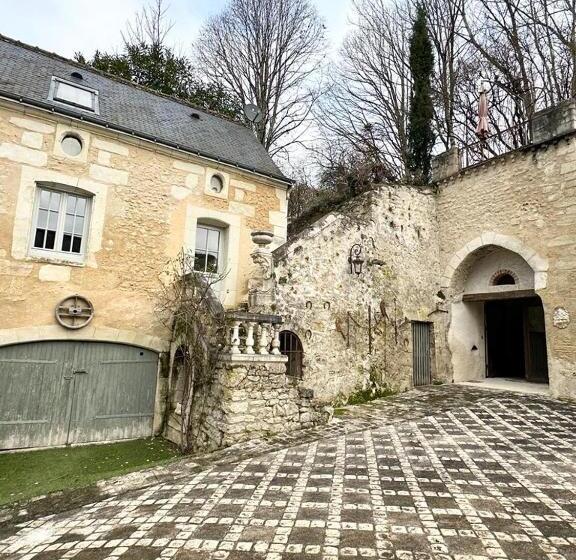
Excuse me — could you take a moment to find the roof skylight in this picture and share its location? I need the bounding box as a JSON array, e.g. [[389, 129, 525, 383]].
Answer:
[[49, 77, 99, 113]]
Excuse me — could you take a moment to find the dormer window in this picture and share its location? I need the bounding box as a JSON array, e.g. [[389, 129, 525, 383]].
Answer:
[[49, 77, 99, 113]]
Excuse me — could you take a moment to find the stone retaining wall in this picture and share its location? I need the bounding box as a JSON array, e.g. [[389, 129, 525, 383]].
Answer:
[[165, 355, 323, 452]]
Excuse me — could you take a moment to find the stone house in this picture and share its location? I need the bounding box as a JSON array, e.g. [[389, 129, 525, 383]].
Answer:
[[0, 36, 293, 450], [2, 33, 576, 453]]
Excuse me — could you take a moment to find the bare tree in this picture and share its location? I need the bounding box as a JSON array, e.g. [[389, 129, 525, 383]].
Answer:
[[298, 0, 576, 183], [520, 0, 576, 102], [422, 0, 470, 150], [194, 0, 327, 157], [123, 0, 174, 48], [460, 0, 538, 130], [316, 0, 412, 180]]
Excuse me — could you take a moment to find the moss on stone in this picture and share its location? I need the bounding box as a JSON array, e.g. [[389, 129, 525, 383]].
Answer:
[[346, 386, 397, 405], [333, 408, 348, 417]]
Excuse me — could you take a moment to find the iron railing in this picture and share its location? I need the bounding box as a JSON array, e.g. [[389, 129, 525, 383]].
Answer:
[[460, 120, 531, 169]]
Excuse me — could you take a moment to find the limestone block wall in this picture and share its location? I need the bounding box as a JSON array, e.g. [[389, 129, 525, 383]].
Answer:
[[166, 356, 321, 452], [0, 101, 288, 349], [437, 135, 576, 398], [274, 185, 449, 403]]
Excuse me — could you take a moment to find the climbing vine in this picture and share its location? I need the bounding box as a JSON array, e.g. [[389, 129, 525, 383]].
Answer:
[[158, 250, 227, 452]]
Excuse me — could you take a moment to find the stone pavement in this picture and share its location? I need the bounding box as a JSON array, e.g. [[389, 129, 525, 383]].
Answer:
[[2, 385, 576, 560]]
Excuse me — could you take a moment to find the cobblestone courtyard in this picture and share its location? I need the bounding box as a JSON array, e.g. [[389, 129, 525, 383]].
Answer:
[[2, 386, 576, 560]]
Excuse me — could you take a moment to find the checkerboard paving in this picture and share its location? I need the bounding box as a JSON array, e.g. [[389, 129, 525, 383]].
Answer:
[[2, 388, 576, 560]]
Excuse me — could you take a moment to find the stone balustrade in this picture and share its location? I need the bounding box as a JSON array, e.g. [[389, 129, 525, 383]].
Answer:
[[224, 311, 284, 358]]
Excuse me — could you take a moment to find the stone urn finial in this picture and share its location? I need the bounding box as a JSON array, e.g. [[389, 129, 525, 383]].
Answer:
[[251, 230, 274, 248], [248, 231, 275, 312]]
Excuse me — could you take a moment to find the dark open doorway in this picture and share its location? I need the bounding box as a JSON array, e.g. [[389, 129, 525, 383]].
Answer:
[[485, 296, 549, 383]]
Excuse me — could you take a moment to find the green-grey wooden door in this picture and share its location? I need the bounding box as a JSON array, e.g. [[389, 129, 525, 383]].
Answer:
[[69, 343, 158, 444], [0, 341, 158, 449], [0, 341, 76, 449]]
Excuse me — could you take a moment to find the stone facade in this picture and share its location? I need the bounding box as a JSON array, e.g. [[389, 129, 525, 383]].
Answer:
[[165, 355, 322, 452], [274, 186, 449, 403], [437, 131, 576, 399], [0, 101, 289, 352], [272, 104, 576, 404]]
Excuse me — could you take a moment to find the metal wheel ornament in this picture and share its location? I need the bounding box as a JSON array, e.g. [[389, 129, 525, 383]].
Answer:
[[55, 295, 94, 330]]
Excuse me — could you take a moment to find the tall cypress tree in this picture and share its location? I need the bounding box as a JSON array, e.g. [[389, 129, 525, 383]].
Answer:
[[407, 4, 435, 185]]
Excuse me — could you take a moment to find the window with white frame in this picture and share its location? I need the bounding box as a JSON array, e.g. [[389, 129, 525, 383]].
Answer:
[[49, 77, 99, 113], [194, 224, 223, 274], [31, 187, 91, 261]]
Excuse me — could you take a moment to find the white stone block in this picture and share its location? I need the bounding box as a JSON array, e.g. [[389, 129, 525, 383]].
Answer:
[[0, 143, 47, 167], [10, 117, 54, 134], [173, 160, 203, 174], [269, 210, 287, 227], [39, 264, 71, 282], [93, 138, 129, 156], [185, 174, 199, 190], [230, 178, 256, 192], [171, 185, 191, 200], [534, 271, 548, 290], [228, 201, 255, 217], [275, 187, 288, 212], [481, 231, 496, 245], [464, 237, 483, 254], [97, 151, 112, 166], [528, 254, 549, 272], [89, 164, 129, 185], [21, 131, 43, 150]]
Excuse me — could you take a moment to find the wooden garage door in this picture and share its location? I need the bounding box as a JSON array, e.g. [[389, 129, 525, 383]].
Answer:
[[0, 341, 158, 450]]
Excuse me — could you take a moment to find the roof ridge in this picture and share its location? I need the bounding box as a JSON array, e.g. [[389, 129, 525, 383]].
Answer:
[[0, 32, 249, 128]]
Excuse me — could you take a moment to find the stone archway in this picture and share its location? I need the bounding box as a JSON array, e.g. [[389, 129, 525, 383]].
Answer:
[[442, 233, 549, 384], [441, 232, 548, 293]]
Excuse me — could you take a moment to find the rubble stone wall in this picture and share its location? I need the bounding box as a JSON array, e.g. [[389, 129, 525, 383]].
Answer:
[[274, 185, 449, 403], [165, 356, 322, 451]]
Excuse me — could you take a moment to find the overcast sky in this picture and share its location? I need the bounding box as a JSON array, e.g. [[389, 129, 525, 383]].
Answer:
[[1, 0, 352, 60]]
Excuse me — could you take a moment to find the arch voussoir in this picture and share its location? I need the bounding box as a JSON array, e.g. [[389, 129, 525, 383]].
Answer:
[[443, 232, 548, 291]]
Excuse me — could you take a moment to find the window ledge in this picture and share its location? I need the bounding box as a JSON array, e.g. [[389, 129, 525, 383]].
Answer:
[[24, 254, 86, 268]]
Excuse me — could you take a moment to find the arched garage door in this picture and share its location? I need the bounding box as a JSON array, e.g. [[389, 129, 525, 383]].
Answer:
[[0, 341, 158, 450]]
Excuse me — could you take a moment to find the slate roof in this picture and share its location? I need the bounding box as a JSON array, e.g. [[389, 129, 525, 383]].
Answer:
[[0, 35, 288, 183]]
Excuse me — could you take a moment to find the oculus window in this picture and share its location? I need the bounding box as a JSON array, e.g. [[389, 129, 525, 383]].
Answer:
[[61, 134, 83, 156], [31, 187, 91, 262], [50, 77, 99, 113], [194, 224, 222, 274], [210, 174, 224, 194]]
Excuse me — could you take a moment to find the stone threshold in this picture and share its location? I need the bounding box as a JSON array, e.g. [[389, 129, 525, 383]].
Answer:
[[456, 378, 550, 396]]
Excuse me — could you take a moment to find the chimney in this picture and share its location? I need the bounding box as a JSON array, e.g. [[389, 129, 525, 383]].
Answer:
[[431, 146, 460, 182], [531, 99, 576, 144]]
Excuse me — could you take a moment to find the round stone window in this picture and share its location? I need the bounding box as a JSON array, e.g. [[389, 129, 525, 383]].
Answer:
[[61, 134, 83, 156], [210, 174, 224, 194]]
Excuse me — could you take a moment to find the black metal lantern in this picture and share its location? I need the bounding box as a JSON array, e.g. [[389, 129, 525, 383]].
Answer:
[[348, 243, 365, 275]]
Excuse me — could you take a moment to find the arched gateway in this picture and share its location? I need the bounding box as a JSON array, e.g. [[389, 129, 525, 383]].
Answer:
[[442, 233, 550, 385]]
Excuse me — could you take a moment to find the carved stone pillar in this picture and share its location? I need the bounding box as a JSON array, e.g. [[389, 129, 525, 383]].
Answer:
[[230, 321, 241, 354], [244, 322, 256, 355], [258, 323, 270, 355], [248, 230, 276, 313]]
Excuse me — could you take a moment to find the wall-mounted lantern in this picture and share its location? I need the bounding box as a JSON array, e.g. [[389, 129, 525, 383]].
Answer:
[[348, 243, 365, 275]]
